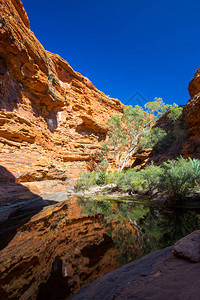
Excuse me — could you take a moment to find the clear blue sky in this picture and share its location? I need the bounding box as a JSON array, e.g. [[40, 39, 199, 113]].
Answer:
[[22, 0, 200, 107]]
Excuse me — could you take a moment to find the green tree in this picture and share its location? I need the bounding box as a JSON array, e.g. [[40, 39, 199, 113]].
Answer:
[[106, 98, 182, 171], [107, 114, 126, 170]]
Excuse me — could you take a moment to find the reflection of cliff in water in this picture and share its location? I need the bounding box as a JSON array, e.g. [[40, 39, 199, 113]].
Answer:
[[78, 198, 200, 264], [0, 198, 119, 300], [0, 196, 200, 300], [0, 165, 58, 251], [78, 198, 149, 265]]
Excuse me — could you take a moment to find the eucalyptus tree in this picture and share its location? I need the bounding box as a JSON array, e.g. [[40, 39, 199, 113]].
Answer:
[[105, 98, 182, 171]]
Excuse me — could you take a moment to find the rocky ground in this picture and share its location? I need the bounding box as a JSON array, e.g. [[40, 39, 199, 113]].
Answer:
[[73, 230, 200, 300]]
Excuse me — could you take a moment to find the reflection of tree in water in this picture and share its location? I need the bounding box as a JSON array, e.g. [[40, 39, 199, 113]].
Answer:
[[77, 198, 200, 265], [78, 198, 149, 265], [140, 206, 200, 253]]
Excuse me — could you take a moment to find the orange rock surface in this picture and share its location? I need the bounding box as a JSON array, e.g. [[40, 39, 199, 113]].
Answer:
[[182, 67, 200, 157], [0, 0, 124, 182], [0, 196, 143, 300], [0, 197, 120, 299]]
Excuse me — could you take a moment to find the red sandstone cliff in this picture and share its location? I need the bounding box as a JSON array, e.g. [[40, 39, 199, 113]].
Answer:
[[0, 0, 124, 182], [138, 68, 200, 165], [182, 67, 200, 157]]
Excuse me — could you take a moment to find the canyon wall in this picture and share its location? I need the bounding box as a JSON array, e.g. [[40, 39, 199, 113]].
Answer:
[[140, 69, 200, 166], [182, 67, 200, 157], [1, 0, 200, 181], [1, 2, 200, 299], [0, 0, 124, 183]]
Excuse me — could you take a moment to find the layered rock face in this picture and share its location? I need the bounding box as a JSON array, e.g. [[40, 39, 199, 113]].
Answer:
[[0, 0, 123, 182], [0, 197, 120, 300], [183, 67, 200, 157]]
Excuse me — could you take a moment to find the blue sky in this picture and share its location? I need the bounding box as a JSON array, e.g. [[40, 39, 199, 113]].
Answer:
[[22, 0, 200, 107]]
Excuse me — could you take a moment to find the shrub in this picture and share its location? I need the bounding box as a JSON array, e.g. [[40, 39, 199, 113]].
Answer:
[[114, 157, 200, 200], [95, 172, 108, 185], [76, 171, 97, 190], [139, 163, 163, 195], [76, 157, 200, 203], [159, 157, 200, 200], [76, 171, 108, 190], [114, 169, 142, 193]]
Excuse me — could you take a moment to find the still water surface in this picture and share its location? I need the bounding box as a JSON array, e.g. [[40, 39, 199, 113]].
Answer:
[[1, 196, 200, 299], [77, 196, 200, 265]]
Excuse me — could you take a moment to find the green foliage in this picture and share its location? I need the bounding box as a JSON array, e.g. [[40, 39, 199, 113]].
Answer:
[[107, 114, 126, 170], [95, 172, 108, 185], [104, 98, 183, 171], [188, 157, 200, 175], [123, 105, 145, 130], [138, 127, 168, 150], [172, 123, 186, 142], [112, 163, 163, 196], [139, 163, 163, 195], [96, 158, 109, 173], [76, 171, 109, 190], [131, 157, 200, 200], [76, 172, 97, 190], [150, 128, 168, 148], [145, 98, 183, 123], [98, 143, 109, 159], [167, 103, 183, 122], [107, 105, 151, 171], [145, 97, 169, 119], [77, 157, 200, 203], [159, 157, 200, 200], [113, 169, 140, 192], [107, 114, 125, 148]]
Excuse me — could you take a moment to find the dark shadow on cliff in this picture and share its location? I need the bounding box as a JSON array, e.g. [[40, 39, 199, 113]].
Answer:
[[133, 109, 188, 168], [150, 107, 187, 162], [0, 166, 58, 251], [0, 56, 20, 111]]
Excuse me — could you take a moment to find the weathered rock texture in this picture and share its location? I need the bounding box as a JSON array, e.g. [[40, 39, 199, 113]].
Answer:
[[0, 0, 123, 182], [182, 67, 200, 158], [173, 229, 200, 263], [0, 198, 120, 300], [73, 231, 200, 300]]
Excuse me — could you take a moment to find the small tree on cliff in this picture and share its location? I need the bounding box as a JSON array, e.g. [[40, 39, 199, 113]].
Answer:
[[105, 98, 183, 171]]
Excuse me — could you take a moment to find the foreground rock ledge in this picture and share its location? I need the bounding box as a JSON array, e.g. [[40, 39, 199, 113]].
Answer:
[[73, 230, 200, 300]]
